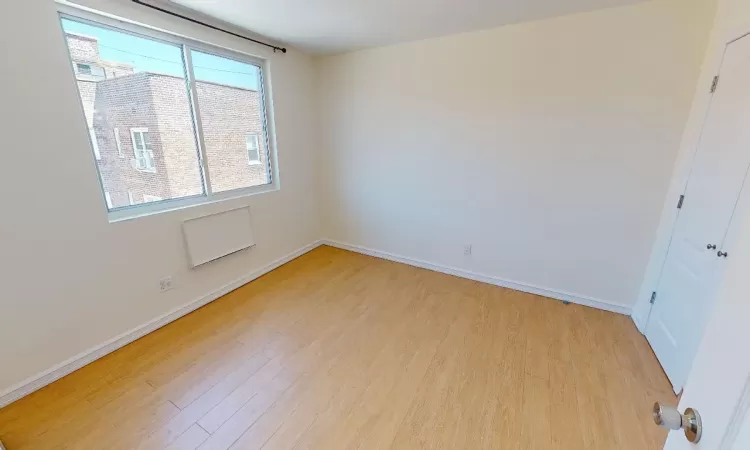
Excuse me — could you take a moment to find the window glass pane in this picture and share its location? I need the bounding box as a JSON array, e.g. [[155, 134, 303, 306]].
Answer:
[[133, 131, 144, 150], [61, 18, 205, 210], [246, 134, 258, 149], [191, 50, 270, 192], [143, 131, 152, 149]]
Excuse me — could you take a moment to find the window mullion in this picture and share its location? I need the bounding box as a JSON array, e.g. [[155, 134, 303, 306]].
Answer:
[[184, 45, 212, 197]]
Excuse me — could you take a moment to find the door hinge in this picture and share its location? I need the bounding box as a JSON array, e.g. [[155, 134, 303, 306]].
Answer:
[[677, 195, 685, 209], [710, 75, 719, 93], [650, 291, 657, 304]]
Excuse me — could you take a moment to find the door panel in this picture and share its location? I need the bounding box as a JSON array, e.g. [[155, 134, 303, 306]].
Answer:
[[645, 34, 750, 392], [664, 174, 750, 448]]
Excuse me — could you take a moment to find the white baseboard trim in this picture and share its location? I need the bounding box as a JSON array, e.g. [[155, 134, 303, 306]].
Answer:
[[0, 240, 324, 409], [321, 239, 632, 316]]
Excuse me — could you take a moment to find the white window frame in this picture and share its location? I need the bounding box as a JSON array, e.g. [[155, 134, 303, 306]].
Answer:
[[114, 127, 123, 157], [59, 6, 278, 222], [246, 133, 261, 165], [130, 127, 156, 172], [104, 191, 113, 209]]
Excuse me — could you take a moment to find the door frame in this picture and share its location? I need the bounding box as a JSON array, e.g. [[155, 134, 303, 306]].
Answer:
[[718, 375, 750, 449], [632, 23, 750, 334]]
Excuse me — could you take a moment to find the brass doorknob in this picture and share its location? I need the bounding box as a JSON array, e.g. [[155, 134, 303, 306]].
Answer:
[[653, 402, 702, 443]]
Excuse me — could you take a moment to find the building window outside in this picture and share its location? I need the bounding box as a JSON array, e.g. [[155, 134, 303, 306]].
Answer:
[[246, 134, 261, 165], [104, 191, 113, 209], [60, 14, 274, 217], [76, 63, 91, 75], [114, 127, 123, 157], [130, 128, 155, 172]]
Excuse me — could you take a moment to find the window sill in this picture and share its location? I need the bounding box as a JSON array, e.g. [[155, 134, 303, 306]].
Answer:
[[107, 183, 278, 223]]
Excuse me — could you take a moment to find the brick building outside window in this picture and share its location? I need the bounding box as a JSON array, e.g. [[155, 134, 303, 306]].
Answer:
[[65, 31, 269, 209]]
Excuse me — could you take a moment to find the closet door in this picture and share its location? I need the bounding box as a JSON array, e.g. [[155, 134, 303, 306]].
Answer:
[[645, 34, 750, 392]]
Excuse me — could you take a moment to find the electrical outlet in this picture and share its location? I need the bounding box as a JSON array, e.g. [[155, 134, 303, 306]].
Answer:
[[159, 276, 173, 293], [464, 244, 472, 256]]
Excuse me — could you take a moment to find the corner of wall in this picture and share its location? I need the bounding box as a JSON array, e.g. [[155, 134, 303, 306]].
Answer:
[[630, 0, 721, 333], [310, 54, 336, 239]]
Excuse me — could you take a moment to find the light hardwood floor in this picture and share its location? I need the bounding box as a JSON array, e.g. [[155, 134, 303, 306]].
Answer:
[[0, 246, 676, 449]]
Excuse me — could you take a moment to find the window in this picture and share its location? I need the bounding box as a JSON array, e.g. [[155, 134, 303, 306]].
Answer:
[[130, 128, 155, 172], [246, 134, 260, 164], [192, 49, 271, 193], [60, 14, 273, 217], [114, 128, 123, 157], [76, 63, 91, 75], [104, 192, 113, 209]]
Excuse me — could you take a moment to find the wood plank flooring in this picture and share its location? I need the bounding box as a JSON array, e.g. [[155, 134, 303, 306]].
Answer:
[[0, 245, 676, 449]]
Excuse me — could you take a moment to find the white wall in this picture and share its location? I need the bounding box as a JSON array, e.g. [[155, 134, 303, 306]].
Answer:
[[316, 0, 716, 309], [0, 0, 321, 395], [634, 0, 750, 329]]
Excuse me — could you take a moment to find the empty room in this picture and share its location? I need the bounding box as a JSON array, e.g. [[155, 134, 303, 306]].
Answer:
[[3, 0, 750, 448]]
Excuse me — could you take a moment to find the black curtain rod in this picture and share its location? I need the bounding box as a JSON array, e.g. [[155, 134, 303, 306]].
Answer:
[[131, 0, 287, 53]]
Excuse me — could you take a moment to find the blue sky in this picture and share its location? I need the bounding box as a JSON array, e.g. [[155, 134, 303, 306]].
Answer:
[[61, 18, 260, 90]]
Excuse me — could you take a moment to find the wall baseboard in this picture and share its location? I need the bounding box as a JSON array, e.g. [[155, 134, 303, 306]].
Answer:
[[322, 239, 632, 316], [0, 240, 324, 409]]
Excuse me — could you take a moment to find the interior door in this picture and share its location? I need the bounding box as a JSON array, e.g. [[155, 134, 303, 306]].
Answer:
[[645, 33, 750, 392], [663, 166, 750, 449]]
